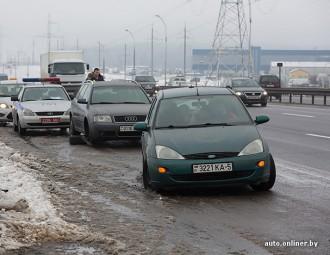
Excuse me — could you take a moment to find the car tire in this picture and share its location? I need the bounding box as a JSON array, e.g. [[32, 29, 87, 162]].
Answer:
[[69, 118, 83, 145], [250, 154, 276, 191], [17, 118, 26, 136], [142, 159, 151, 189], [60, 127, 67, 135], [0, 122, 6, 127], [13, 116, 18, 132]]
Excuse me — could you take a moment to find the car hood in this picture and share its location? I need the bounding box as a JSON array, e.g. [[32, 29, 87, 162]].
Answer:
[[153, 125, 260, 155], [89, 104, 150, 115], [21, 101, 71, 112], [232, 87, 264, 92]]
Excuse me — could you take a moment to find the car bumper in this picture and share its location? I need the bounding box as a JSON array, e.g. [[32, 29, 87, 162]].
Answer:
[[239, 95, 268, 104], [0, 109, 12, 122], [89, 122, 142, 140], [20, 115, 70, 129], [147, 153, 271, 189]]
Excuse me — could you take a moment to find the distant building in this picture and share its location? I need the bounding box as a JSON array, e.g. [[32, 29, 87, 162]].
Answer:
[[269, 62, 330, 87], [191, 47, 330, 75]]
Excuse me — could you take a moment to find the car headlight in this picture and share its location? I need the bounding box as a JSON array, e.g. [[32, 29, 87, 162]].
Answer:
[[235, 92, 242, 96], [0, 103, 8, 109], [156, 145, 185, 160], [238, 139, 264, 156], [93, 115, 112, 122], [23, 108, 35, 116], [263, 91, 268, 96]]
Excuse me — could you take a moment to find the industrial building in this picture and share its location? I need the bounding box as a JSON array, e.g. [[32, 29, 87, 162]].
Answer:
[[192, 47, 330, 75]]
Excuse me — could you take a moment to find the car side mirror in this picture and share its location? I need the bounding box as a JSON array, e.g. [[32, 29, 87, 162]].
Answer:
[[77, 98, 87, 104], [86, 64, 90, 71], [11, 96, 19, 101], [255, 115, 269, 125], [226, 85, 232, 89], [48, 65, 51, 74], [69, 94, 75, 100], [134, 122, 149, 131]]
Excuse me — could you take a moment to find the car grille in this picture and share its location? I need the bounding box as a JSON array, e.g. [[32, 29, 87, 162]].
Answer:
[[184, 152, 238, 160], [114, 115, 146, 123], [35, 112, 64, 116], [0, 113, 5, 117], [244, 92, 261, 97], [7, 112, 12, 120], [170, 171, 254, 182]]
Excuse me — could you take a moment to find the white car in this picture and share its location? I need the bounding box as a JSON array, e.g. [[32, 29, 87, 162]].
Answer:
[[0, 83, 23, 125], [11, 85, 71, 135], [168, 76, 189, 86]]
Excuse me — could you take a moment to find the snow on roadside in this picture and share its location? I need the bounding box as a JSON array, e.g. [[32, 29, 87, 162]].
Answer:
[[0, 142, 124, 254]]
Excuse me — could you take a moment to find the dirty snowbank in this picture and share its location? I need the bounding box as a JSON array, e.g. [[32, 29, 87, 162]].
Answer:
[[0, 142, 124, 254]]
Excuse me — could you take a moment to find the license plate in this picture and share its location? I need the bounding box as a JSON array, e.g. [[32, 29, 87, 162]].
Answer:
[[193, 163, 233, 173], [120, 126, 135, 132], [266, 84, 274, 87], [41, 118, 61, 124]]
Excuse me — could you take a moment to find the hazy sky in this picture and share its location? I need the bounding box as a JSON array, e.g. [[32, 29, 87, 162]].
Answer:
[[0, 0, 329, 62]]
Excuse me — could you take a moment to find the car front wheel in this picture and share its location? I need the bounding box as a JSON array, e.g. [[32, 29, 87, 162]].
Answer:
[[17, 118, 26, 136], [250, 154, 276, 191], [69, 118, 83, 145], [142, 159, 151, 189]]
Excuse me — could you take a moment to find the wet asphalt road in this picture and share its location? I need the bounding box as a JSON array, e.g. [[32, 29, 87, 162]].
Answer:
[[1, 103, 330, 255]]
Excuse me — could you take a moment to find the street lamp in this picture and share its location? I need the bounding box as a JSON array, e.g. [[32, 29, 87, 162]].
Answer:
[[155, 14, 167, 86], [125, 29, 136, 77]]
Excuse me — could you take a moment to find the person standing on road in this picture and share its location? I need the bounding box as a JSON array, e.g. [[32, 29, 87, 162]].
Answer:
[[86, 68, 105, 81]]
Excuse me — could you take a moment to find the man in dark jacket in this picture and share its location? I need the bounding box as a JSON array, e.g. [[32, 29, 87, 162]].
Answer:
[[86, 68, 105, 81]]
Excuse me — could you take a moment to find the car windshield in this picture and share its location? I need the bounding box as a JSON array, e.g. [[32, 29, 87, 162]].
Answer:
[[22, 87, 69, 102], [0, 84, 23, 97], [155, 95, 252, 128], [53, 62, 85, 75], [91, 86, 150, 104], [135, 76, 155, 82], [232, 79, 259, 87]]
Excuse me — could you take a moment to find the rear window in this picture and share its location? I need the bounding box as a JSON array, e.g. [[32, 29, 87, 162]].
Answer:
[[260, 76, 279, 83], [135, 76, 155, 82]]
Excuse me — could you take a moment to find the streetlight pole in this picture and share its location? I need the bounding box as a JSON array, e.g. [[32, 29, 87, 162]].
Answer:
[[125, 29, 136, 78], [155, 14, 167, 86]]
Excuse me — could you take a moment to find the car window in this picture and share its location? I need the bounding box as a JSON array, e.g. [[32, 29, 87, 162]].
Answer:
[[155, 95, 252, 128], [260, 76, 278, 83], [232, 79, 259, 87], [147, 97, 158, 124], [77, 84, 89, 100], [135, 76, 155, 82], [22, 87, 69, 102], [91, 86, 150, 104], [81, 85, 92, 101], [0, 84, 23, 97]]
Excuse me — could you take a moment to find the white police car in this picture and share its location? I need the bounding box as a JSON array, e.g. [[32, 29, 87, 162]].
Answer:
[[12, 84, 71, 135]]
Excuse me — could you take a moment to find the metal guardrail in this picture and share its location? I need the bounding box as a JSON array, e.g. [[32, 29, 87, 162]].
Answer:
[[265, 88, 330, 106]]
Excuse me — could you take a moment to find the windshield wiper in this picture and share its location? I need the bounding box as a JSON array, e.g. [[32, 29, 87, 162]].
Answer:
[[92, 102, 117, 104], [186, 123, 235, 128], [155, 123, 236, 129], [43, 98, 65, 100], [119, 102, 147, 104]]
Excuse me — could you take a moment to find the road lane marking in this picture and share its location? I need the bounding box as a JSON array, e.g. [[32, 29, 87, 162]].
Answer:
[[282, 113, 315, 118], [306, 133, 330, 140]]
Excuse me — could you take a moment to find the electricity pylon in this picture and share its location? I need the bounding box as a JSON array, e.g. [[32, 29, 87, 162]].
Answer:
[[212, 0, 252, 79]]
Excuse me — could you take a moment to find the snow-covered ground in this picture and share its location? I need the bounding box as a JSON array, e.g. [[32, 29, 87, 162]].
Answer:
[[0, 142, 123, 254]]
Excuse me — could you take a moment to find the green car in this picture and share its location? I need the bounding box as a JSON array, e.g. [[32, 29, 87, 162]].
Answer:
[[134, 87, 276, 192]]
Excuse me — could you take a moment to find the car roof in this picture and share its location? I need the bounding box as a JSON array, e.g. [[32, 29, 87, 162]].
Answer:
[[91, 80, 139, 87], [160, 86, 233, 99]]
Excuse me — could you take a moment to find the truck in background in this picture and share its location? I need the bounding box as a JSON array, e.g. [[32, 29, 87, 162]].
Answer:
[[40, 51, 89, 95]]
